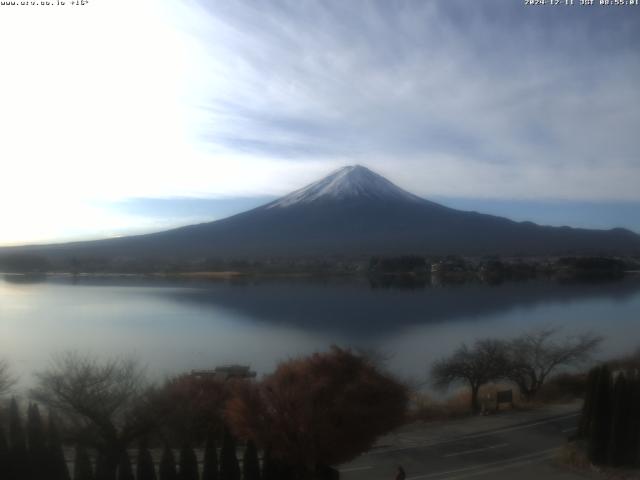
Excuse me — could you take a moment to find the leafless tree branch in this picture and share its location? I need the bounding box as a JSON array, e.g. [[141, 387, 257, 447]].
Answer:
[[0, 358, 16, 396], [30, 351, 150, 477], [505, 328, 603, 400], [431, 339, 509, 413]]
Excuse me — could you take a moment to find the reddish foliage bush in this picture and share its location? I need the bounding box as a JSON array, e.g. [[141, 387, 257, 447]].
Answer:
[[151, 373, 231, 443], [226, 346, 408, 471]]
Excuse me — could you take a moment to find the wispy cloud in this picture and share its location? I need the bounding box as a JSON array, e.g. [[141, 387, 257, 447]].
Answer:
[[186, 0, 640, 200]]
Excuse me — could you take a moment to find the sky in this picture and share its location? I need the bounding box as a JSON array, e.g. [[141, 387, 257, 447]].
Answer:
[[0, 0, 638, 246]]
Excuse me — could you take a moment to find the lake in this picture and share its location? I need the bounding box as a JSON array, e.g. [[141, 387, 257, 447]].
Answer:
[[1, 274, 639, 389]]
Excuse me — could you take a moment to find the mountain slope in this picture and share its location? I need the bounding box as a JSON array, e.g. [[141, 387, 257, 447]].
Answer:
[[4, 165, 640, 260]]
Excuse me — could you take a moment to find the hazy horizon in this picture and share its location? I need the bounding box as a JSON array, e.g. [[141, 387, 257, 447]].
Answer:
[[1, 1, 639, 246]]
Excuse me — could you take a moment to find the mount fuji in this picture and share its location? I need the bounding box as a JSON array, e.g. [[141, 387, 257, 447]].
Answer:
[[5, 165, 640, 261]]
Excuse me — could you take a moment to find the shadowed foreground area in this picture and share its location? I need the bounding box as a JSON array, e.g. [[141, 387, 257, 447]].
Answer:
[[0, 348, 408, 480]]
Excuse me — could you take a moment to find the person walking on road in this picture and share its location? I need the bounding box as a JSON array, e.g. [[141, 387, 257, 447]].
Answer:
[[395, 465, 406, 480]]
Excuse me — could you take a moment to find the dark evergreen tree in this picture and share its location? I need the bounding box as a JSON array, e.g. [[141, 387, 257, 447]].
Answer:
[[28, 403, 48, 478], [48, 412, 71, 480], [136, 439, 157, 480], [608, 373, 631, 466], [0, 425, 10, 480], [219, 427, 240, 480], [201, 432, 218, 480], [273, 460, 294, 480], [9, 398, 29, 480], [179, 443, 199, 480], [261, 449, 275, 480], [117, 451, 135, 480], [159, 445, 178, 480], [587, 365, 612, 465], [27, 404, 46, 451], [95, 453, 112, 480], [281, 463, 295, 480], [73, 444, 95, 480], [242, 441, 260, 480], [627, 374, 640, 467], [577, 367, 599, 438], [579, 365, 640, 467], [260, 449, 292, 480]]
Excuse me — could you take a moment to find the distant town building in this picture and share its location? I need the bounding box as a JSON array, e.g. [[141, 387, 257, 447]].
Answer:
[[190, 364, 257, 381]]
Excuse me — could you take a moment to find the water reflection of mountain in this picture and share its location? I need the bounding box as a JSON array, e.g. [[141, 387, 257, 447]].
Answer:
[[153, 276, 640, 338]]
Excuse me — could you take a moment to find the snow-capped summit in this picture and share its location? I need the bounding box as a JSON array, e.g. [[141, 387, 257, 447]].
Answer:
[[267, 165, 422, 208]]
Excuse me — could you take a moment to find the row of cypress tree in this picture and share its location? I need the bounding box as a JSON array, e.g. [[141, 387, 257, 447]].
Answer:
[[577, 365, 640, 467], [77, 429, 267, 480], [0, 404, 272, 480], [0, 399, 70, 480]]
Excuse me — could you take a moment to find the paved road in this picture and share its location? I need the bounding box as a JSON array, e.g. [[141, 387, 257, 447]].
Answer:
[[339, 411, 592, 480]]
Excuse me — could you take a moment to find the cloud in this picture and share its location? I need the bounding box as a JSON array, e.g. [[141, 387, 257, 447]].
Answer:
[[187, 0, 640, 200]]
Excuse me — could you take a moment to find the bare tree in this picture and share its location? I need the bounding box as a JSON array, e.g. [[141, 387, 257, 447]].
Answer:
[[31, 352, 151, 480], [431, 339, 509, 413], [0, 359, 16, 396], [505, 328, 603, 401]]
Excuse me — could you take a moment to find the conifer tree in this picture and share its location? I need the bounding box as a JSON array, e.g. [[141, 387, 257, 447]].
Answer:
[[279, 462, 295, 480], [94, 453, 111, 480], [219, 427, 240, 480], [608, 373, 630, 466], [242, 440, 260, 480], [577, 367, 599, 438], [261, 449, 275, 480], [73, 444, 95, 480], [201, 432, 218, 480], [28, 403, 47, 478], [179, 443, 199, 480], [136, 439, 157, 480], [117, 451, 135, 480], [627, 374, 640, 467], [159, 445, 178, 480], [588, 365, 612, 465], [9, 398, 29, 480], [27, 404, 46, 451], [260, 448, 292, 480], [48, 412, 71, 480], [0, 425, 10, 480]]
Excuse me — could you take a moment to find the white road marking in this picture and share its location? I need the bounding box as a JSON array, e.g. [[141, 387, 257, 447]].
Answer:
[[444, 443, 509, 457], [405, 447, 559, 480], [368, 412, 579, 455], [339, 465, 373, 473]]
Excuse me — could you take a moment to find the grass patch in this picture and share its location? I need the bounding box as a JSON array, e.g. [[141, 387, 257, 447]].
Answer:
[[408, 383, 523, 422], [557, 442, 640, 480]]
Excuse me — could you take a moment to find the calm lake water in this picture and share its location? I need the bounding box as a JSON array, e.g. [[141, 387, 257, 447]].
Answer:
[[1, 274, 639, 389]]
